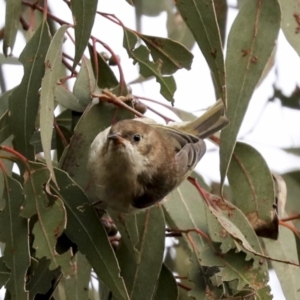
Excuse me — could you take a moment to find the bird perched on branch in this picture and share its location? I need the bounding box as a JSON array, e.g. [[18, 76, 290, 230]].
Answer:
[[88, 99, 228, 213]]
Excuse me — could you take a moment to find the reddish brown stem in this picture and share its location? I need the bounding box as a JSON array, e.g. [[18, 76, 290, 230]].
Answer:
[[281, 214, 300, 222], [177, 282, 192, 291], [0, 146, 31, 172]]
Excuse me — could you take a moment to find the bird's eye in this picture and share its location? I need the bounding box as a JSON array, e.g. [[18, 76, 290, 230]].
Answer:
[[133, 134, 142, 142]]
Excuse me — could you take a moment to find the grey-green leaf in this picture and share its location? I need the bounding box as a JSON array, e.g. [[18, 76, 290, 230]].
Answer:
[[175, 0, 225, 101], [140, 34, 194, 75], [227, 142, 277, 239], [3, 0, 22, 55], [278, 0, 300, 56], [52, 168, 129, 300], [71, 0, 98, 68], [40, 24, 69, 184], [220, 0, 281, 186], [9, 21, 50, 160], [1, 175, 30, 299], [123, 29, 176, 103]]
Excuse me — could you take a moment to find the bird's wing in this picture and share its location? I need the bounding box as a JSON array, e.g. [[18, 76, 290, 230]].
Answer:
[[175, 139, 206, 180], [155, 126, 206, 179]]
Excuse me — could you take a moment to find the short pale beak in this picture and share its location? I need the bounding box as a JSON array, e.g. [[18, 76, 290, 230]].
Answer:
[[107, 133, 126, 145]]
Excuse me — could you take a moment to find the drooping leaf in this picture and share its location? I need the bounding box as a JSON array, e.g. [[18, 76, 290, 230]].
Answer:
[[51, 167, 129, 300], [40, 24, 69, 185], [220, 0, 281, 185], [112, 206, 165, 300], [0, 175, 30, 299], [9, 21, 50, 161], [282, 172, 300, 232], [3, 0, 22, 55], [0, 257, 10, 288], [140, 34, 193, 75], [70, 0, 98, 68], [73, 57, 96, 106], [55, 85, 86, 112], [0, 111, 11, 144], [153, 264, 178, 300], [213, 0, 228, 46], [263, 226, 300, 300], [167, 10, 195, 50], [278, 0, 300, 56], [227, 142, 277, 239], [123, 29, 176, 103], [0, 53, 20, 65], [27, 257, 61, 300], [56, 252, 91, 300], [175, 0, 225, 101], [21, 162, 73, 276], [88, 44, 119, 89]]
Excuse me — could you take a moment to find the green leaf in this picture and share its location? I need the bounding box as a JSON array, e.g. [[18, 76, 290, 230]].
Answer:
[[0, 257, 10, 288], [9, 21, 51, 160], [0, 111, 12, 144], [60, 102, 132, 190], [27, 257, 61, 300], [123, 29, 176, 103], [71, 0, 98, 68], [73, 57, 96, 106], [21, 162, 73, 276], [167, 10, 195, 50], [140, 34, 193, 75], [0, 175, 30, 299], [163, 178, 209, 253], [278, 0, 300, 56], [227, 142, 277, 239], [0, 54, 20, 65], [55, 85, 86, 112], [3, 0, 22, 55], [153, 264, 178, 300], [40, 24, 69, 185], [175, 0, 225, 100], [88, 45, 119, 89], [220, 0, 281, 185], [55, 252, 91, 300], [51, 168, 129, 300], [188, 253, 223, 300], [113, 207, 165, 300], [282, 172, 300, 232], [263, 226, 300, 300]]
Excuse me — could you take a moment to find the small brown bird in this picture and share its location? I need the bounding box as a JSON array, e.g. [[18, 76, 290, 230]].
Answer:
[[88, 100, 228, 213]]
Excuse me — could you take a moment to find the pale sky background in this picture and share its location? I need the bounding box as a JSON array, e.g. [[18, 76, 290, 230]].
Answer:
[[1, 0, 300, 299]]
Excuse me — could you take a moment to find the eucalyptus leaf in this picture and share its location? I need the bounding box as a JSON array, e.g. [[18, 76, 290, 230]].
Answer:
[[40, 24, 69, 185], [113, 206, 165, 300], [175, 0, 225, 101], [3, 0, 21, 55], [88, 45, 119, 89], [263, 226, 300, 300], [9, 21, 50, 161], [123, 29, 176, 103], [1, 175, 30, 299], [227, 142, 277, 239], [55, 85, 86, 112], [27, 257, 61, 300], [52, 168, 129, 300], [278, 0, 300, 56], [70, 0, 98, 68], [220, 0, 281, 185], [0, 111, 12, 144], [140, 34, 193, 75], [73, 57, 96, 106]]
